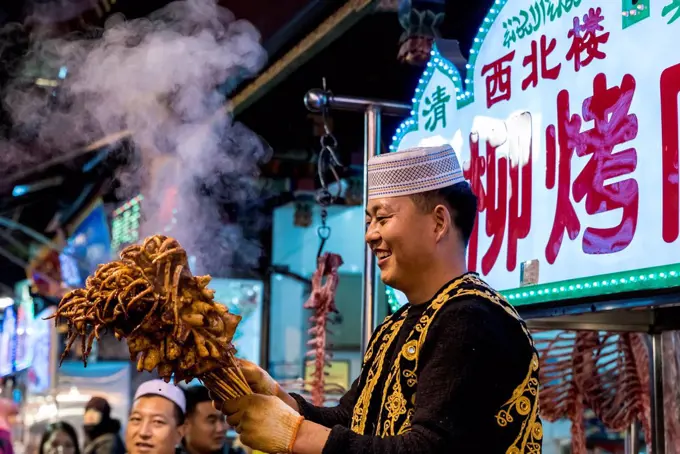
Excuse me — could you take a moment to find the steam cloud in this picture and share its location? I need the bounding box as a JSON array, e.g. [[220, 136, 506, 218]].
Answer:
[[0, 0, 271, 275]]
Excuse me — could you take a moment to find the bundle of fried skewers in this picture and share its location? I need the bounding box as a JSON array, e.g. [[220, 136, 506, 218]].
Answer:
[[48, 235, 251, 401]]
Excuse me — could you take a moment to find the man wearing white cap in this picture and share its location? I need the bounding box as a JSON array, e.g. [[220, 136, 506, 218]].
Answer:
[[126, 379, 186, 454], [220, 145, 542, 453]]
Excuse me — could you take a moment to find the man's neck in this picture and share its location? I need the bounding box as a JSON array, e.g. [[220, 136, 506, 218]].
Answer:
[[404, 260, 467, 305]]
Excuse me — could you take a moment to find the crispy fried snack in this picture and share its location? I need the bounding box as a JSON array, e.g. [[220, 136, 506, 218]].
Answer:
[[48, 235, 251, 400]]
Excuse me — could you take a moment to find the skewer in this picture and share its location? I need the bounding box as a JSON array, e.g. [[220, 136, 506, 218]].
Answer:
[[48, 234, 252, 401]]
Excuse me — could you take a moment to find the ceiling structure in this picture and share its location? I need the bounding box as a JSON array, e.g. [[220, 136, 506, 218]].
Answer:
[[0, 0, 493, 293]]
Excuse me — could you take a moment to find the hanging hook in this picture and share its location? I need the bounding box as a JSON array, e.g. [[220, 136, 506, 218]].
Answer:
[[315, 77, 343, 259], [317, 147, 342, 200]]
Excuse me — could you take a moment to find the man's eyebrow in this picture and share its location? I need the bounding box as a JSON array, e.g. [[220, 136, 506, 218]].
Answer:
[[131, 410, 168, 418], [366, 202, 393, 216]]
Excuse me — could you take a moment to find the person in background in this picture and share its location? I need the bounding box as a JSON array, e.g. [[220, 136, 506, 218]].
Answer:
[[0, 397, 17, 454], [181, 386, 244, 454], [83, 397, 125, 454], [39, 422, 81, 454], [126, 379, 186, 454]]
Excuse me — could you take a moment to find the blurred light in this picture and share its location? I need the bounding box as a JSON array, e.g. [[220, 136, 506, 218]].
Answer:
[[12, 177, 63, 197], [0, 297, 13, 309], [35, 78, 59, 88], [11, 186, 28, 197], [55, 394, 91, 403], [35, 403, 58, 421], [58, 66, 68, 79]]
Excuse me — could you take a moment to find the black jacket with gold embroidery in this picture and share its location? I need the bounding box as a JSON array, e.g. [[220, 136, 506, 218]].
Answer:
[[291, 273, 542, 453]]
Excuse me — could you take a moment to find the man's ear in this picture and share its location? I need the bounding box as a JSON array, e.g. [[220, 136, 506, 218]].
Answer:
[[433, 204, 452, 241], [176, 421, 186, 443]]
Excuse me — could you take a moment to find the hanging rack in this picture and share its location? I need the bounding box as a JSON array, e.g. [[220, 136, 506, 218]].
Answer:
[[314, 78, 343, 260]]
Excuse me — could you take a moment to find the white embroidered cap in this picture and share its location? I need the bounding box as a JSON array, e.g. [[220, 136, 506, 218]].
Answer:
[[134, 379, 186, 414], [367, 145, 465, 200]]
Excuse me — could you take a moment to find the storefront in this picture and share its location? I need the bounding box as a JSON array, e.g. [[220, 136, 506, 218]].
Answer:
[[385, 1, 680, 452]]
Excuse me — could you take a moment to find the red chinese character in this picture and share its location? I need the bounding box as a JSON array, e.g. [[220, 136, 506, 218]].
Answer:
[[464, 134, 486, 273], [545, 73, 639, 264], [481, 143, 508, 275], [481, 51, 516, 108], [506, 114, 533, 272], [465, 119, 533, 274], [522, 35, 561, 91], [545, 91, 582, 264], [661, 63, 680, 243], [566, 7, 610, 72], [573, 74, 638, 254]]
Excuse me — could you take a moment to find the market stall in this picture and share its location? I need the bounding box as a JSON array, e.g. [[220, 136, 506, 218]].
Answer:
[[314, 0, 680, 452]]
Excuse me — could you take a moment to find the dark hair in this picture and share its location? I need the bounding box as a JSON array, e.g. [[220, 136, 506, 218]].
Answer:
[[183, 385, 212, 417], [136, 394, 185, 426], [410, 182, 478, 245], [39, 422, 81, 454], [85, 396, 111, 419]]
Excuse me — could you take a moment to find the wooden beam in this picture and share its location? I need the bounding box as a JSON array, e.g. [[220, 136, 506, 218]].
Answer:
[[230, 0, 378, 115], [1, 130, 132, 191]]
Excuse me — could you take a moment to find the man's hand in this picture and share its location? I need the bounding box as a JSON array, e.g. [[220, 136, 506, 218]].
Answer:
[[238, 359, 279, 396], [223, 394, 304, 454]]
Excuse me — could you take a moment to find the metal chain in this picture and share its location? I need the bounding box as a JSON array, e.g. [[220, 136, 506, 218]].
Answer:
[[316, 79, 343, 258]]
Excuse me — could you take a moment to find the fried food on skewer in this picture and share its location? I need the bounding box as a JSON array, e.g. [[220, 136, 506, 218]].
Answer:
[[48, 235, 250, 401]]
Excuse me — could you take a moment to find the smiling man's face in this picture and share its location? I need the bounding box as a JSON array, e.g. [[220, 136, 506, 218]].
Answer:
[[365, 195, 438, 292], [125, 396, 183, 454]]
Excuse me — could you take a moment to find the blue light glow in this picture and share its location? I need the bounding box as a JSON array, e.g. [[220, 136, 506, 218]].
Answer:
[[12, 186, 28, 197]]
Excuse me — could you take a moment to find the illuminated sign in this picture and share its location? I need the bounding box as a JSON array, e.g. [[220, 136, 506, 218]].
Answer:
[[111, 194, 143, 254], [210, 279, 263, 366], [14, 280, 35, 372], [61, 202, 113, 288], [391, 0, 680, 305], [27, 307, 55, 394], [0, 307, 16, 376]]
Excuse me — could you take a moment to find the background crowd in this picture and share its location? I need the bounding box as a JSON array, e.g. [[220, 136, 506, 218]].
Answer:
[[0, 380, 250, 454]]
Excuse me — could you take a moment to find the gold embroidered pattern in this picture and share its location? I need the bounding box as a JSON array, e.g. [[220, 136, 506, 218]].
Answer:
[[375, 275, 470, 437], [362, 315, 395, 365], [350, 273, 542, 451], [456, 277, 543, 454], [350, 310, 407, 435], [497, 353, 543, 454]]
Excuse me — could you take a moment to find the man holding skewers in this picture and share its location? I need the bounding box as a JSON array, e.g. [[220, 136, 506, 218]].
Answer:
[[215, 145, 542, 453]]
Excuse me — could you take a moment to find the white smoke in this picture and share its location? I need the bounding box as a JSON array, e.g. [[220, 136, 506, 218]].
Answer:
[[0, 0, 271, 275]]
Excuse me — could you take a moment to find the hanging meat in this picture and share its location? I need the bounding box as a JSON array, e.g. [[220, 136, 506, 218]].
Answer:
[[48, 235, 251, 402], [303, 252, 343, 406], [536, 330, 652, 454]]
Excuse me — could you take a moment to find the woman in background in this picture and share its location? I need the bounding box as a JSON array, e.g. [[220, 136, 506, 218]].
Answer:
[[39, 422, 81, 454], [82, 397, 125, 454]]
